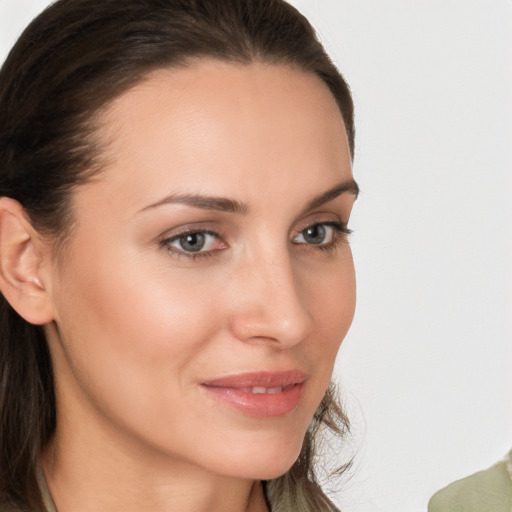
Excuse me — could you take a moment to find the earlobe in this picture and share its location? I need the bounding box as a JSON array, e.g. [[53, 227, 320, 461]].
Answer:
[[0, 197, 54, 325]]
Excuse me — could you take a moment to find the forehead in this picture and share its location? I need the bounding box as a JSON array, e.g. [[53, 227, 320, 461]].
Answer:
[[86, 60, 352, 215]]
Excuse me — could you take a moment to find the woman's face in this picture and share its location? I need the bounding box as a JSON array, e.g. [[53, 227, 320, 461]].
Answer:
[[43, 61, 357, 480]]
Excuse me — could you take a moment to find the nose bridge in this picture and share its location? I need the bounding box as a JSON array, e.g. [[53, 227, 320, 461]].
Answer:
[[228, 243, 314, 347]]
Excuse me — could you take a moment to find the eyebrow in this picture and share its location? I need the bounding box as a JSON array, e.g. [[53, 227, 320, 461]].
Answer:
[[303, 179, 359, 212], [140, 193, 248, 214], [139, 179, 359, 215]]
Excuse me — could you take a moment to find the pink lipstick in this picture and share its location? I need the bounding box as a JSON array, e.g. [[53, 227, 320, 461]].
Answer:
[[201, 370, 307, 417]]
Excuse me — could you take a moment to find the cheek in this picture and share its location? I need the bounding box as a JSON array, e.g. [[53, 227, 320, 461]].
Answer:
[[47, 235, 356, 479], [307, 249, 356, 351], [296, 249, 355, 406], [51, 245, 225, 414], [71, 246, 220, 344]]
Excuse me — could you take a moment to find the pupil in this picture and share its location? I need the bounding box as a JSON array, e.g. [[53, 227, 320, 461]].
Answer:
[[304, 225, 326, 244], [180, 233, 205, 252]]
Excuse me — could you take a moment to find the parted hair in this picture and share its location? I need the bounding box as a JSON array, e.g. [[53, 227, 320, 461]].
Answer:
[[0, 1, 354, 510]]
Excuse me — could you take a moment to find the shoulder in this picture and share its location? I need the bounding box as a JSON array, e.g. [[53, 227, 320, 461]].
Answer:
[[428, 456, 512, 512]]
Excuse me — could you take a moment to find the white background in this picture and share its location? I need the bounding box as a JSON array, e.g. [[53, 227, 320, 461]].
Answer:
[[1, 1, 511, 511]]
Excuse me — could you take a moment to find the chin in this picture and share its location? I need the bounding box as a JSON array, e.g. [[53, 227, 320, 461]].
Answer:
[[214, 432, 306, 481], [254, 458, 301, 481], [223, 456, 301, 482]]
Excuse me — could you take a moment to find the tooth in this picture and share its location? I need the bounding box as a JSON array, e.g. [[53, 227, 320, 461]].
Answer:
[[251, 387, 267, 394], [267, 387, 282, 394]]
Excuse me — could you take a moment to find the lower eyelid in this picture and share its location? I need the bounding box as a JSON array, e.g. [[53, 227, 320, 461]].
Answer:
[[293, 224, 352, 252]]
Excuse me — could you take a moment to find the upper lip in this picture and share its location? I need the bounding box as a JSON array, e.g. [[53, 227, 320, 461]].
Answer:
[[202, 370, 308, 389]]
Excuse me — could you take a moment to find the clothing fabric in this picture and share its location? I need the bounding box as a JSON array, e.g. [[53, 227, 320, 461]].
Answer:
[[36, 467, 57, 512], [428, 450, 512, 512]]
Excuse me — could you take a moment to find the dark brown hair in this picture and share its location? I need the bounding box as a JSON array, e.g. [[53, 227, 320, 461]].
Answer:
[[0, 1, 354, 510]]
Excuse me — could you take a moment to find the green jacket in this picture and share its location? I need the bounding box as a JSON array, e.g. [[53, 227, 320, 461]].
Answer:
[[428, 450, 512, 512]]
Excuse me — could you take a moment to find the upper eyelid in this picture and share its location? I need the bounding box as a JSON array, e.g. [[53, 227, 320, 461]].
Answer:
[[159, 216, 349, 239], [292, 217, 348, 235], [158, 223, 224, 242], [163, 228, 219, 240], [292, 221, 349, 242], [160, 229, 226, 252], [159, 230, 226, 259]]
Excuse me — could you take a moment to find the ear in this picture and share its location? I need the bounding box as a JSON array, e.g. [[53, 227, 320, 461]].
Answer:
[[0, 197, 55, 325]]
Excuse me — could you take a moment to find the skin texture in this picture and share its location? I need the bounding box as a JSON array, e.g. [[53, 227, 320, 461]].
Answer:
[[3, 61, 357, 511]]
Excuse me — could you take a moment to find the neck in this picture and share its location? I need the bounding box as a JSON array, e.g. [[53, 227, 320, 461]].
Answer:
[[40, 419, 269, 512]]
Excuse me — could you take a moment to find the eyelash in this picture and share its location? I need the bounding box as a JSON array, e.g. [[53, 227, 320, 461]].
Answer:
[[160, 229, 221, 261], [298, 222, 352, 253], [160, 222, 352, 261]]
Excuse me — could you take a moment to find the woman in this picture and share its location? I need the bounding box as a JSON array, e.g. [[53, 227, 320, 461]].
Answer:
[[0, 1, 358, 511]]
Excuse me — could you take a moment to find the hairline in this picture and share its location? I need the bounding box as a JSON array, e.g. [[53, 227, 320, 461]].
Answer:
[[49, 56, 353, 257]]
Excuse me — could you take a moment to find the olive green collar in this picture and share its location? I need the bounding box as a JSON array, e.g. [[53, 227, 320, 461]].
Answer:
[[36, 467, 58, 512]]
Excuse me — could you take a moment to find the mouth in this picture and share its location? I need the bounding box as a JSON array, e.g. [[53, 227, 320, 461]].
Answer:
[[237, 385, 293, 394], [201, 370, 307, 418]]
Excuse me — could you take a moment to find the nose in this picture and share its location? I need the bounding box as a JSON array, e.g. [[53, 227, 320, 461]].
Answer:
[[228, 250, 314, 349]]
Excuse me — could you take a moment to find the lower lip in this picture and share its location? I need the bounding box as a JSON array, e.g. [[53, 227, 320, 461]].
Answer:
[[201, 383, 304, 417]]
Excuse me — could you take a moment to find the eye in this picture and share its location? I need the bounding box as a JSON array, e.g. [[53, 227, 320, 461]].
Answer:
[[293, 222, 349, 247], [162, 230, 226, 255]]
